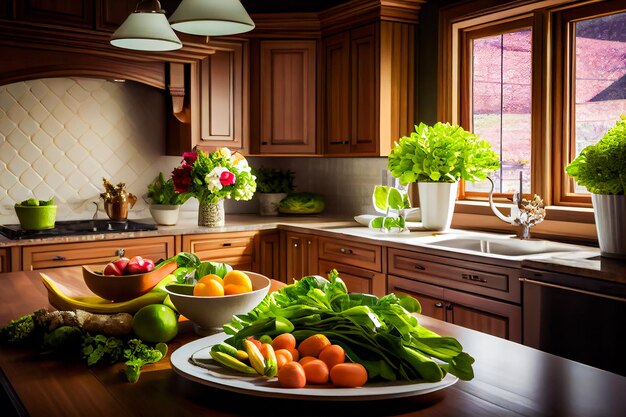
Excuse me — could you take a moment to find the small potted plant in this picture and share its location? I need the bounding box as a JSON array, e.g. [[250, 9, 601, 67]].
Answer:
[[147, 172, 190, 225], [388, 122, 500, 230], [252, 167, 295, 216], [565, 115, 626, 258]]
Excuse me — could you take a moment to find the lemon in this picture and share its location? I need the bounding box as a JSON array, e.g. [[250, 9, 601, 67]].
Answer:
[[132, 304, 178, 343]]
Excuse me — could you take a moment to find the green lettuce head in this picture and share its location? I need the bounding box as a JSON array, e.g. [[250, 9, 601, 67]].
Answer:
[[388, 122, 500, 185], [565, 115, 626, 195]]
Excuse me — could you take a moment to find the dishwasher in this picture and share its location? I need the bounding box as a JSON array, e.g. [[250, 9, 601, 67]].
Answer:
[[520, 266, 626, 376]]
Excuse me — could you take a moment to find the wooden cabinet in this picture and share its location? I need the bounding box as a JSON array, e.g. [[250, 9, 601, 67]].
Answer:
[[21, 236, 177, 270], [255, 230, 279, 280], [282, 231, 318, 283], [96, 0, 137, 32], [389, 275, 522, 342], [0, 248, 9, 273], [255, 40, 317, 154], [15, 0, 95, 28], [387, 247, 522, 342], [322, 22, 415, 156], [182, 231, 257, 271], [319, 259, 386, 297]]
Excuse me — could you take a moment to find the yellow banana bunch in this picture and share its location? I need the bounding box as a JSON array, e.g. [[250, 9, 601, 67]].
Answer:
[[40, 273, 177, 314]]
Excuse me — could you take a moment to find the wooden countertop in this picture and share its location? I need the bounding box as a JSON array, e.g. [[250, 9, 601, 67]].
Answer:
[[1, 267, 625, 416]]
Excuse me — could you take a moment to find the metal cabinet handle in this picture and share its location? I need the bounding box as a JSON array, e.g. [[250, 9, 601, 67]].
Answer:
[[294, 243, 299, 248], [222, 243, 232, 247], [434, 302, 443, 308], [115, 249, 125, 257], [445, 303, 453, 310], [307, 240, 312, 245], [52, 255, 66, 261], [339, 247, 353, 255], [413, 264, 426, 271], [461, 273, 487, 283]]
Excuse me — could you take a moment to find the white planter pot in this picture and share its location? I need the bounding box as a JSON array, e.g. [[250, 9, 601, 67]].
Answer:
[[591, 193, 626, 259], [149, 204, 180, 226], [257, 193, 287, 216], [418, 182, 459, 231]]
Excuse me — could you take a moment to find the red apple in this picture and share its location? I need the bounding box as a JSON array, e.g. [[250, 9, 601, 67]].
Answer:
[[125, 256, 155, 274], [103, 257, 129, 276]]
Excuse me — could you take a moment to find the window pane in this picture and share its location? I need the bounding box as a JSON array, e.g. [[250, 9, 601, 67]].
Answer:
[[573, 12, 626, 193], [468, 29, 532, 194]]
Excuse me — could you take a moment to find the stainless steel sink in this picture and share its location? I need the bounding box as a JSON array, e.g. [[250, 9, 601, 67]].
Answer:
[[426, 236, 586, 257]]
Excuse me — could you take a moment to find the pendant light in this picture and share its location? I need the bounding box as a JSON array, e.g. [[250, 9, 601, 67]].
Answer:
[[169, 0, 255, 36], [111, 0, 182, 51]]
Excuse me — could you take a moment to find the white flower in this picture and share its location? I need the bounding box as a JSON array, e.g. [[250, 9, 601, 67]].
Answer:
[[205, 167, 230, 192]]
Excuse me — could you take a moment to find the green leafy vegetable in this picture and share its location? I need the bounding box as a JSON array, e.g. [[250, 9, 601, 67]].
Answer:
[[252, 167, 295, 194], [43, 326, 83, 352], [82, 333, 124, 366], [388, 122, 500, 185], [278, 192, 325, 214], [370, 186, 411, 233], [147, 172, 191, 205], [123, 339, 167, 383], [224, 271, 474, 383], [565, 115, 626, 195], [156, 252, 232, 284], [0, 313, 37, 344]]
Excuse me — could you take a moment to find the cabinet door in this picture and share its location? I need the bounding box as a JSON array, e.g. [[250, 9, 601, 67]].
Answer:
[[256, 230, 279, 280], [0, 248, 9, 273], [388, 275, 446, 321], [318, 236, 382, 272], [198, 40, 248, 151], [350, 24, 379, 154], [323, 32, 351, 154], [22, 236, 176, 270], [259, 40, 317, 154], [319, 260, 386, 298], [182, 231, 256, 271], [283, 232, 318, 283], [96, 0, 137, 32], [16, 0, 94, 29]]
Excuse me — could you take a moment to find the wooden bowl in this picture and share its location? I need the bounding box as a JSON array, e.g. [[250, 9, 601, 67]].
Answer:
[[82, 261, 176, 302]]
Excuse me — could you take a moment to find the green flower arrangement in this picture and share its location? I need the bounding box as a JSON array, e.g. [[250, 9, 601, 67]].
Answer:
[[565, 115, 626, 195], [252, 167, 295, 194], [172, 148, 256, 204], [388, 122, 500, 185]]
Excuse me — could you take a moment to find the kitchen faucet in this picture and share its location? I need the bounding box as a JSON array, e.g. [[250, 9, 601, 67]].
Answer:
[[487, 171, 546, 239]]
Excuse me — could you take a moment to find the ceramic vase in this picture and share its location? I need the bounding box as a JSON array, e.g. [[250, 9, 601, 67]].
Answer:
[[198, 199, 225, 227], [257, 193, 286, 216], [591, 193, 626, 259], [418, 181, 459, 231], [149, 204, 180, 226]]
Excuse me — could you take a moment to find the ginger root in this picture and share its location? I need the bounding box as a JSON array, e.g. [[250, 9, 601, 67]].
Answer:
[[33, 309, 133, 336]]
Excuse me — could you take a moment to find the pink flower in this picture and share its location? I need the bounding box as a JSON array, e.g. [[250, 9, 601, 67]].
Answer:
[[172, 164, 193, 193], [182, 151, 198, 165], [219, 170, 236, 186]]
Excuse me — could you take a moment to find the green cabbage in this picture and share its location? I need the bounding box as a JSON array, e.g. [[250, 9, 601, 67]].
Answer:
[[565, 115, 626, 195], [278, 193, 325, 214]]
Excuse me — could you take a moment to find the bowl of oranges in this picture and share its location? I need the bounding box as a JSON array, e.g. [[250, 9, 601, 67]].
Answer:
[[164, 270, 270, 335]]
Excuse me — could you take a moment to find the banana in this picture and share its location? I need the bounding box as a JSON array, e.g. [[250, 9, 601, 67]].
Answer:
[[40, 273, 176, 314], [211, 343, 249, 361], [210, 351, 258, 375], [244, 339, 266, 375], [261, 343, 278, 377]]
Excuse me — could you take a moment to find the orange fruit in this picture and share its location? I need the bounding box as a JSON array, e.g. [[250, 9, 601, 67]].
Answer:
[[198, 274, 223, 286], [302, 359, 329, 384], [193, 279, 224, 296], [287, 347, 300, 362], [329, 363, 368, 388], [223, 270, 252, 293], [132, 304, 178, 343], [224, 284, 250, 295], [298, 356, 317, 366], [271, 333, 297, 351], [277, 361, 306, 388], [297, 334, 331, 358], [319, 344, 345, 370], [275, 349, 293, 369]]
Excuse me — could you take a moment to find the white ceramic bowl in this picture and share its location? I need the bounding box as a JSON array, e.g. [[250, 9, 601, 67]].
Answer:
[[164, 271, 270, 335]]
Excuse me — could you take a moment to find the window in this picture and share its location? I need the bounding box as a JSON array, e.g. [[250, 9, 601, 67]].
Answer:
[[442, 0, 626, 207]]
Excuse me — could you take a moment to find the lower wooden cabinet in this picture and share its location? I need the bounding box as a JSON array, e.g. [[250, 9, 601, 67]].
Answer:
[[255, 230, 279, 280], [281, 231, 318, 283], [0, 248, 9, 273], [182, 231, 257, 271], [21, 236, 177, 270], [318, 259, 386, 297], [389, 275, 522, 342]]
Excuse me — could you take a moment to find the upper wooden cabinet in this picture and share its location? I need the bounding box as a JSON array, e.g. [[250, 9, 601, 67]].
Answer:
[[323, 22, 415, 156], [253, 40, 317, 154], [15, 0, 95, 28]]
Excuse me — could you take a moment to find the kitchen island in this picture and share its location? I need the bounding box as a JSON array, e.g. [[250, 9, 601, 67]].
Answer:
[[1, 267, 625, 417]]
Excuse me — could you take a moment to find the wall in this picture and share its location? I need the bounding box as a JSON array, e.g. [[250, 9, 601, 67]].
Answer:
[[0, 77, 386, 225]]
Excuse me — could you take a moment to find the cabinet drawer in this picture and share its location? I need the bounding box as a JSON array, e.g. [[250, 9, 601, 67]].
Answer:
[[318, 237, 382, 272], [388, 248, 520, 303], [183, 231, 257, 268], [22, 236, 176, 270], [318, 260, 386, 297]]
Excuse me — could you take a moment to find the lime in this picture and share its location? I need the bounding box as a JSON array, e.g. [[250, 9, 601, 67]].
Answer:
[[132, 304, 178, 343]]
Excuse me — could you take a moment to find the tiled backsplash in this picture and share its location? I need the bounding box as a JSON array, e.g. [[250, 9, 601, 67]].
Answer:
[[0, 77, 387, 225]]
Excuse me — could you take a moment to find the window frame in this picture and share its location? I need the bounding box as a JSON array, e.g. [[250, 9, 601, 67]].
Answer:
[[439, 0, 626, 210]]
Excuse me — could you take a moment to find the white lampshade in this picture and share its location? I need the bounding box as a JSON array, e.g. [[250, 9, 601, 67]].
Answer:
[[111, 9, 182, 51], [169, 0, 255, 36]]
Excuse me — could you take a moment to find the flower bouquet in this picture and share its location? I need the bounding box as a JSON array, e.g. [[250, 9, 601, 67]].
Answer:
[[171, 148, 256, 227]]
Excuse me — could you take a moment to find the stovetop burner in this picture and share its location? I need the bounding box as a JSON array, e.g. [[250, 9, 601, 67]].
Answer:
[[0, 219, 157, 240]]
